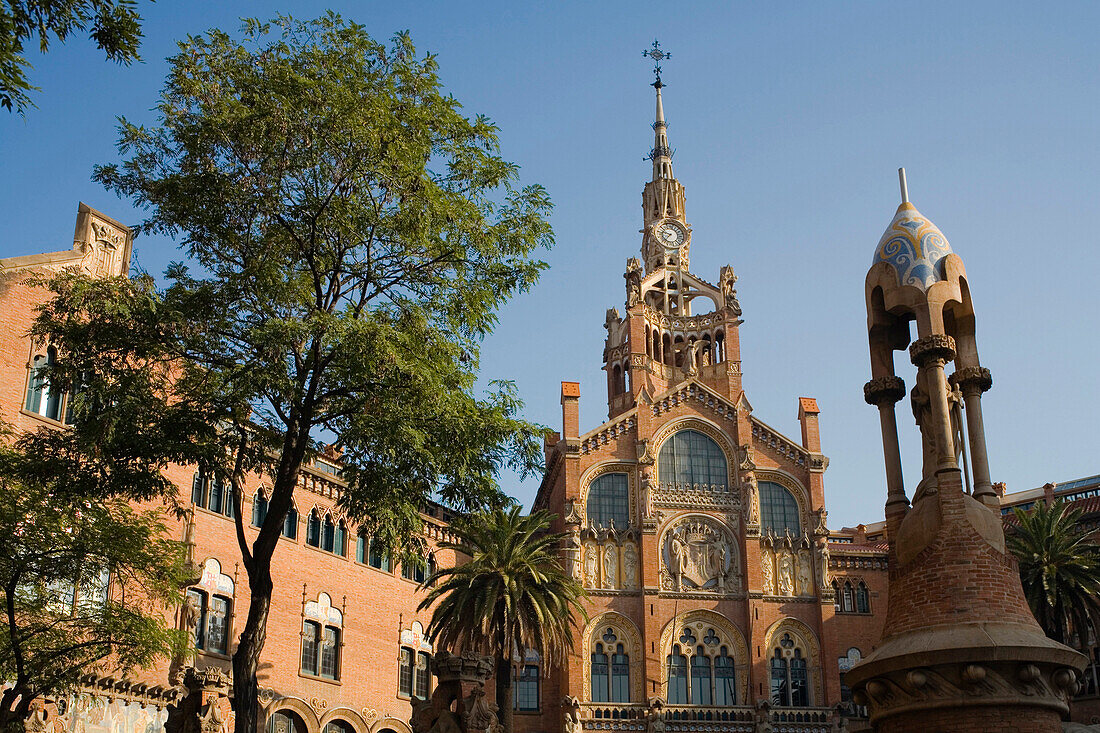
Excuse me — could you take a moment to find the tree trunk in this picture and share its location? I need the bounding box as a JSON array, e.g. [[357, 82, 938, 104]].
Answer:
[[232, 567, 273, 733], [495, 653, 513, 733]]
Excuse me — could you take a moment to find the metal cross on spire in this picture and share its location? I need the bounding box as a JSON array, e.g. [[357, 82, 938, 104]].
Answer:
[[643, 39, 671, 88]]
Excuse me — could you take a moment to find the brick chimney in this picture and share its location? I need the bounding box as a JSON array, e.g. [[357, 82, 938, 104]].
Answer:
[[560, 382, 580, 440]]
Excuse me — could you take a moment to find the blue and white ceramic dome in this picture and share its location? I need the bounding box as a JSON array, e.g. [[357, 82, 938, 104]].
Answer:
[[873, 202, 953, 290]]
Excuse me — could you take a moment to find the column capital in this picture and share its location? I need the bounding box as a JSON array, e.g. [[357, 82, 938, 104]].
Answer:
[[950, 366, 993, 394], [864, 376, 906, 406], [909, 334, 956, 367]]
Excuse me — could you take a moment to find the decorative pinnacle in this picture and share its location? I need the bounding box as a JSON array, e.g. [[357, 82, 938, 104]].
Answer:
[[643, 39, 671, 88], [898, 167, 909, 204]]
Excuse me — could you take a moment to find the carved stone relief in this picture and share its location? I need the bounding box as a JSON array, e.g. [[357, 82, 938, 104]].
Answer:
[[777, 551, 795, 597], [583, 541, 598, 588], [797, 549, 814, 597], [761, 547, 774, 594], [622, 542, 639, 589], [602, 544, 618, 589], [661, 516, 739, 593]]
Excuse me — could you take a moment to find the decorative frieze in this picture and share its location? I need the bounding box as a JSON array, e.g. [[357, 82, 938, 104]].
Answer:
[[580, 416, 638, 455], [750, 420, 808, 467], [651, 384, 737, 421]]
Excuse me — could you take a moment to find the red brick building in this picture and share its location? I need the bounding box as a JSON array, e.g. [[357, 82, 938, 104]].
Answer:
[[2, 205, 462, 733]]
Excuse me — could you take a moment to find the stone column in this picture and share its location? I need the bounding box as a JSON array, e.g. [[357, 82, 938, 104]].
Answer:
[[863, 376, 908, 518], [164, 667, 234, 733], [909, 335, 959, 476], [952, 366, 995, 505]]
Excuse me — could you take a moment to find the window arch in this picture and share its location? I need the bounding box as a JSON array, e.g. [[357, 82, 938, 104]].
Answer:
[[590, 627, 630, 703], [191, 472, 234, 519], [584, 614, 642, 703], [270, 710, 307, 733], [768, 632, 812, 707], [302, 593, 342, 680], [252, 491, 268, 528], [283, 503, 298, 539], [323, 722, 356, 733], [832, 579, 871, 614], [759, 481, 801, 534], [665, 626, 738, 706], [586, 473, 629, 529], [307, 511, 322, 547], [658, 430, 727, 490]]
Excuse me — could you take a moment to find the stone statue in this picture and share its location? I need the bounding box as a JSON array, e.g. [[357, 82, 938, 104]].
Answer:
[[584, 542, 598, 588], [563, 710, 581, 733], [745, 474, 760, 525], [641, 468, 657, 519], [778, 553, 795, 596], [710, 535, 730, 590], [669, 531, 687, 589], [566, 529, 582, 581], [797, 550, 814, 596], [814, 509, 828, 537], [646, 700, 665, 733], [625, 258, 643, 308], [719, 265, 742, 316], [817, 542, 830, 587], [622, 542, 639, 589], [761, 549, 774, 594], [603, 544, 618, 589], [910, 368, 965, 501]]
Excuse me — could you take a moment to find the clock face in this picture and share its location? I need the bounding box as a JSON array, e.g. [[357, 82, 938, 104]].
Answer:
[[656, 222, 685, 248]]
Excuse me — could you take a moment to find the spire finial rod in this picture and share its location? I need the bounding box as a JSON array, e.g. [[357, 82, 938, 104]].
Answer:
[[643, 41, 675, 180], [899, 167, 909, 204]]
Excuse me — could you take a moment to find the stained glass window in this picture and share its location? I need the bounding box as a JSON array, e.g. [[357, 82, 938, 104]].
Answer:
[[658, 430, 727, 489], [760, 481, 801, 534], [587, 473, 629, 528]]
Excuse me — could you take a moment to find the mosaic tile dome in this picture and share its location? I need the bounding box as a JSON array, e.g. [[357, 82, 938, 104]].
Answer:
[[873, 202, 953, 290]]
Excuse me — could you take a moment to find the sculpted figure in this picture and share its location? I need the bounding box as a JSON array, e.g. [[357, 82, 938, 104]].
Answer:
[[622, 543, 639, 589], [641, 468, 657, 519], [563, 709, 581, 733], [797, 550, 814, 596], [778, 553, 795, 596], [719, 265, 742, 316], [817, 542, 830, 587], [625, 258, 643, 308], [603, 544, 618, 589], [761, 549, 774, 594], [566, 529, 582, 581], [910, 368, 964, 500], [746, 475, 760, 525], [584, 542, 598, 587], [646, 700, 666, 733], [669, 531, 687, 589]]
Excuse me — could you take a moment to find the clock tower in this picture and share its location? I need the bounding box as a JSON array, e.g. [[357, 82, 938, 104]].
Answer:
[[604, 51, 745, 418]]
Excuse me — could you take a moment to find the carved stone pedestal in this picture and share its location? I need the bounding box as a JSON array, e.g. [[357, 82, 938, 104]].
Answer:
[[409, 652, 500, 733], [164, 667, 234, 733], [847, 470, 1084, 733]]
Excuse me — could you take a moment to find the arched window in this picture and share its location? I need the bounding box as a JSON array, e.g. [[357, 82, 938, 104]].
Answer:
[[666, 626, 737, 705], [591, 641, 609, 702], [301, 593, 342, 681], [769, 632, 811, 707], [358, 534, 392, 572], [587, 473, 629, 529], [759, 481, 801, 534], [252, 491, 268, 528], [322, 515, 335, 552], [333, 521, 346, 557], [323, 722, 356, 733], [24, 346, 73, 423], [658, 430, 727, 490], [399, 646, 431, 698], [191, 472, 235, 519], [283, 504, 298, 539], [306, 512, 321, 547], [611, 640, 630, 702], [842, 581, 854, 613], [855, 582, 870, 614], [270, 711, 306, 733], [666, 644, 688, 704]]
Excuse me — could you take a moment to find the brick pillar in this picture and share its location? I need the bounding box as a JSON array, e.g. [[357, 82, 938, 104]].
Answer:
[[561, 382, 580, 440]]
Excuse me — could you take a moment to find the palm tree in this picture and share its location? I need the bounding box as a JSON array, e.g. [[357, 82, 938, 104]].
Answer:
[[1007, 500, 1100, 646], [419, 506, 587, 733]]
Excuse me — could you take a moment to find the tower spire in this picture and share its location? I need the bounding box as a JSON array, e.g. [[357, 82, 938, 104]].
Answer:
[[643, 40, 674, 180]]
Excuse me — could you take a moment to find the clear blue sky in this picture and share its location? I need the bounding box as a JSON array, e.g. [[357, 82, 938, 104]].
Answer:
[[2, 1, 1098, 530]]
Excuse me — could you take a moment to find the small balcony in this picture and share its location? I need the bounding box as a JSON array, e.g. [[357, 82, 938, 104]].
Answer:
[[578, 703, 835, 732]]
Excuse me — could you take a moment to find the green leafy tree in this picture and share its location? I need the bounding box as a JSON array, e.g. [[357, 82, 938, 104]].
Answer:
[[32, 14, 552, 733], [1008, 500, 1100, 646], [419, 507, 586, 733], [1, 0, 147, 113], [0, 429, 190, 728]]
